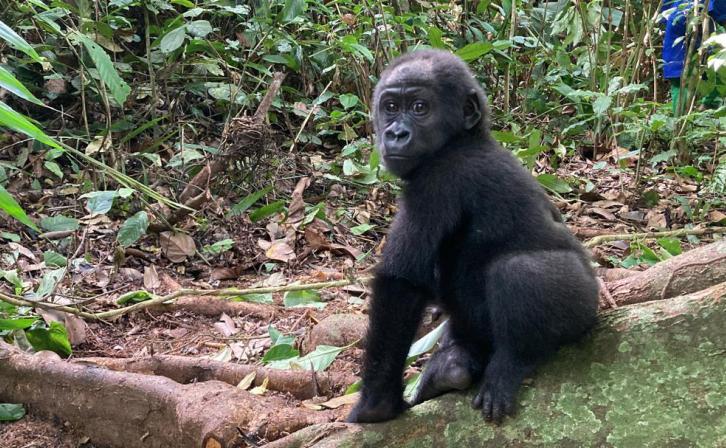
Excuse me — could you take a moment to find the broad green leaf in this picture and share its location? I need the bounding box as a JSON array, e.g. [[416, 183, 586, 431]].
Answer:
[[428, 26, 445, 48], [25, 321, 72, 357], [44, 160, 63, 178], [262, 343, 299, 362], [203, 238, 234, 255], [80, 189, 132, 215], [408, 321, 447, 358], [117, 211, 149, 247], [40, 215, 79, 232], [230, 293, 273, 304], [160, 26, 187, 53], [0, 66, 43, 105], [72, 32, 130, 106], [33, 268, 65, 298], [229, 186, 272, 217], [297, 344, 345, 371], [0, 403, 25, 422], [250, 200, 285, 222], [269, 325, 296, 346], [0, 101, 61, 150], [657, 237, 682, 256], [0, 20, 43, 62], [350, 224, 374, 235], [280, 0, 305, 22], [0, 317, 37, 330], [283, 289, 324, 308], [404, 372, 422, 400], [43, 250, 67, 267], [339, 94, 359, 109], [536, 173, 573, 194], [0, 184, 38, 231], [186, 20, 212, 37], [455, 42, 494, 61], [0, 269, 23, 290], [592, 94, 612, 115], [116, 290, 155, 304]]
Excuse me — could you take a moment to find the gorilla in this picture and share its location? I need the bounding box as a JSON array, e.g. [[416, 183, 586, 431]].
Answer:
[[347, 50, 599, 424]]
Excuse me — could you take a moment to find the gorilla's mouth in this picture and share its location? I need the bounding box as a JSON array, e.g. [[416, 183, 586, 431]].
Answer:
[[384, 155, 410, 160]]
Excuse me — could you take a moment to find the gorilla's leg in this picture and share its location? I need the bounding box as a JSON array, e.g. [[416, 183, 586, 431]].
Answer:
[[411, 324, 483, 405], [472, 251, 598, 423]]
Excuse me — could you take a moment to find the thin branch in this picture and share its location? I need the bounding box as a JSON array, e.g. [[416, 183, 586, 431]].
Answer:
[[0, 277, 373, 321], [584, 227, 726, 248]]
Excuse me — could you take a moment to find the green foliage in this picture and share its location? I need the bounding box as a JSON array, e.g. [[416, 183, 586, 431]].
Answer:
[[0, 403, 26, 422]]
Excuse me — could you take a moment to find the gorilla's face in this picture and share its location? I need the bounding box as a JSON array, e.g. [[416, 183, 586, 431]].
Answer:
[[373, 61, 482, 179], [376, 82, 449, 177]]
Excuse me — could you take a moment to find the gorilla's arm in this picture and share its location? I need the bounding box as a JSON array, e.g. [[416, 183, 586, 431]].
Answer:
[[348, 196, 462, 423]]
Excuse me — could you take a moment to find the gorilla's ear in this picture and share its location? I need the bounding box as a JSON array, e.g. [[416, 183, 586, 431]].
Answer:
[[463, 90, 482, 130]]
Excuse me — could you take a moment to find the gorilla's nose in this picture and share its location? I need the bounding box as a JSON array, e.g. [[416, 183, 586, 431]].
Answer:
[[384, 127, 411, 150]]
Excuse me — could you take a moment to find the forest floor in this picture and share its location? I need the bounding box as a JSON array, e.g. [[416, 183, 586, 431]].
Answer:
[[1, 142, 723, 447]]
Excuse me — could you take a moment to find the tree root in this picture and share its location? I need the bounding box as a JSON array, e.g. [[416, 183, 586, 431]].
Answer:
[[74, 354, 357, 400], [0, 342, 338, 448]]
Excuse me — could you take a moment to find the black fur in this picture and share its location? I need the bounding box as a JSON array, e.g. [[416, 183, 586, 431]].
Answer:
[[347, 50, 599, 424]]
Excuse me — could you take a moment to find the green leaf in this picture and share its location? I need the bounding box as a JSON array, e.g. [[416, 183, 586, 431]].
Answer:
[[117, 211, 149, 247], [536, 173, 573, 194], [79, 189, 132, 215], [40, 215, 79, 232], [283, 289, 324, 309], [455, 42, 494, 61], [657, 237, 682, 256], [0, 184, 38, 231], [0, 403, 26, 422], [229, 186, 273, 217], [250, 200, 285, 222], [72, 32, 130, 106], [230, 293, 273, 304], [280, 0, 305, 22], [0, 66, 43, 105], [0, 20, 43, 63], [350, 224, 374, 235], [428, 26, 445, 48], [295, 344, 345, 371], [43, 250, 67, 267], [408, 321, 447, 358], [0, 101, 62, 150], [160, 26, 187, 53], [262, 343, 299, 362], [0, 317, 37, 330], [592, 94, 612, 115], [25, 321, 72, 357], [116, 290, 155, 304], [269, 325, 296, 346], [33, 268, 65, 299], [44, 160, 63, 178], [203, 238, 234, 255], [186, 20, 212, 37], [339, 93, 359, 109], [404, 372, 422, 400]]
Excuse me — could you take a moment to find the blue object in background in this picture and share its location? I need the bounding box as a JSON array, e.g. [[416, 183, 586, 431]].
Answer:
[[662, 0, 726, 79]]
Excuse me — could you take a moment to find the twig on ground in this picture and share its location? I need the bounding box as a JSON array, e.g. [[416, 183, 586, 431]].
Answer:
[[584, 226, 725, 248]]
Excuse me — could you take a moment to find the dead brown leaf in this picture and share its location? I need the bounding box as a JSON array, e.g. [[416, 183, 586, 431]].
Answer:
[[288, 177, 311, 226], [143, 265, 160, 290], [160, 231, 196, 263]]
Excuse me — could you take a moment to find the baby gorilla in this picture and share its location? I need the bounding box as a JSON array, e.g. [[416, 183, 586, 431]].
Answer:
[[347, 50, 599, 424]]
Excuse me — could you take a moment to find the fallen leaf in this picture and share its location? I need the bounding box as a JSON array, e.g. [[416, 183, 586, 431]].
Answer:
[[8, 243, 36, 261], [237, 372, 256, 390], [160, 231, 196, 263], [250, 376, 269, 395], [288, 177, 311, 226], [214, 313, 239, 337], [319, 392, 360, 409], [264, 240, 296, 262], [144, 265, 160, 290]]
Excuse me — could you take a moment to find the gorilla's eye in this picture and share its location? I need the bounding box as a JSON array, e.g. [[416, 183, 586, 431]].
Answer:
[[384, 101, 399, 114], [412, 101, 429, 115]]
